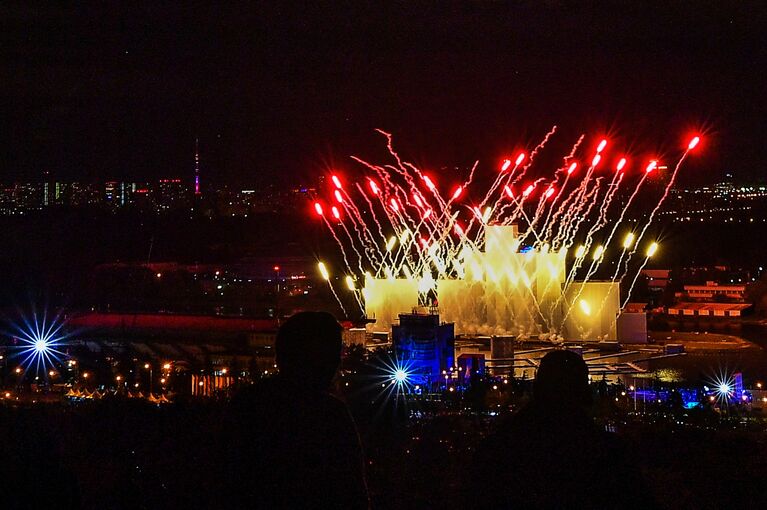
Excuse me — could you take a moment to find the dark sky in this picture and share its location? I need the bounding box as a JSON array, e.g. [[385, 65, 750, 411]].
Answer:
[[1, 1, 765, 186]]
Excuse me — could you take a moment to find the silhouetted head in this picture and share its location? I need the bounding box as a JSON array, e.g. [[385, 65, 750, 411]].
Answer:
[[534, 350, 592, 409], [276, 311, 343, 390]]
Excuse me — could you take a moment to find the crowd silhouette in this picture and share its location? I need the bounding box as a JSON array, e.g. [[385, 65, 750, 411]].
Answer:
[[225, 313, 652, 509], [5, 311, 762, 509]]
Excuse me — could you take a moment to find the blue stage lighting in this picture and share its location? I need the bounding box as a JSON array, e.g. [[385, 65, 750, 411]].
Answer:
[[706, 369, 742, 406], [5, 309, 72, 377]]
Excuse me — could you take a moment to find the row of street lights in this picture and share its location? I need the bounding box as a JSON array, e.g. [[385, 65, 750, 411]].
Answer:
[[7, 359, 245, 393]]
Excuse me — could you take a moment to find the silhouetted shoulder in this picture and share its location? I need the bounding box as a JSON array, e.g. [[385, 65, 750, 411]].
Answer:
[[227, 377, 368, 509], [466, 351, 656, 509], [468, 405, 653, 510], [225, 312, 368, 508]]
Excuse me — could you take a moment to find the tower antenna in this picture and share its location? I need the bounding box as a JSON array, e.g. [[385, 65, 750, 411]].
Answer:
[[194, 137, 201, 195]]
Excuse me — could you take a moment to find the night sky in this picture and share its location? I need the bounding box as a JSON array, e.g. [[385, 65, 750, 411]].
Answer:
[[1, 2, 765, 186]]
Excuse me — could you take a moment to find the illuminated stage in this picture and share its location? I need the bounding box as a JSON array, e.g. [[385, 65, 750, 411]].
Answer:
[[364, 224, 620, 340]]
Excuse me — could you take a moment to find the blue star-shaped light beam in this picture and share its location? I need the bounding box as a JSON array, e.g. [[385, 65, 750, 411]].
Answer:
[[7, 309, 72, 378], [706, 368, 737, 407], [375, 354, 419, 402]]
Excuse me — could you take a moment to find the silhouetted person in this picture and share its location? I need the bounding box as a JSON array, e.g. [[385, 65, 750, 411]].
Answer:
[[227, 311, 369, 509], [467, 350, 654, 509]]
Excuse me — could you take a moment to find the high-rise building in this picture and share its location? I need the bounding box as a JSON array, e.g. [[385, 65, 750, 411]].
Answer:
[[105, 181, 138, 207], [104, 181, 119, 206]]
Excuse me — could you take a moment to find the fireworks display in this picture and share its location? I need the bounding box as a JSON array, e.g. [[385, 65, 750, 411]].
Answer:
[[313, 128, 701, 339]]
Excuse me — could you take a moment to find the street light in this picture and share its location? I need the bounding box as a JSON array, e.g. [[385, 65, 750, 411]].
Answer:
[[144, 363, 153, 394], [273, 265, 282, 317]]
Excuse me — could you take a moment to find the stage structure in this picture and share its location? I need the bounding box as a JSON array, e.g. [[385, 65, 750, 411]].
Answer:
[[392, 313, 455, 383], [366, 224, 619, 339]]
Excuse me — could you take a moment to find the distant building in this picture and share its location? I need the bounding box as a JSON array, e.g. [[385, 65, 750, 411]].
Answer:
[[616, 311, 648, 344], [131, 185, 153, 208], [342, 328, 367, 347], [57, 182, 101, 207], [666, 302, 752, 317], [682, 282, 747, 302], [641, 269, 671, 291], [12, 182, 45, 210], [0, 185, 15, 213], [661, 180, 767, 224], [104, 181, 121, 207], [156, 178, 191, 211]]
